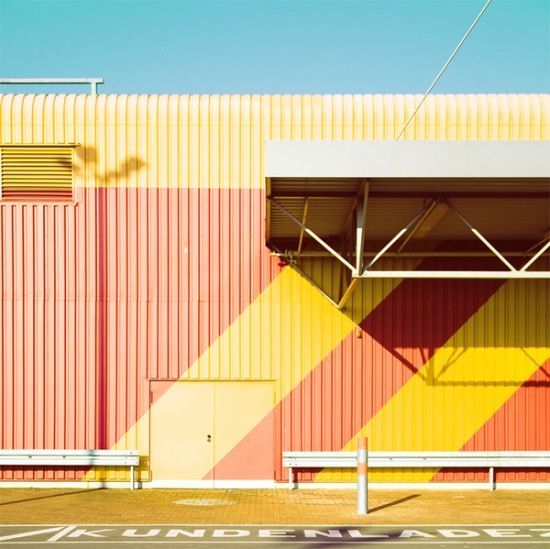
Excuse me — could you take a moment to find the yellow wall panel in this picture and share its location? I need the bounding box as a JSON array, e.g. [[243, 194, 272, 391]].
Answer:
[[2, 94, 548, 189]]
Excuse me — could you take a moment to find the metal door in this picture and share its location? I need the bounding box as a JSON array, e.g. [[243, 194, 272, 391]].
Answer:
[[149, 381, 274, 484], [149, 381, 214, 485]]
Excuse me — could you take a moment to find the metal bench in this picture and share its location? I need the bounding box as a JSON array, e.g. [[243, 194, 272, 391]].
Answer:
[[0, 450, 140, 489], [283, 451, 550, 490]]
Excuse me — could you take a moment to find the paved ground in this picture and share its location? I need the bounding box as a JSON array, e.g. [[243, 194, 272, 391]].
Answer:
[[1, 488, 548, 525], [1, 489, 548, 547]]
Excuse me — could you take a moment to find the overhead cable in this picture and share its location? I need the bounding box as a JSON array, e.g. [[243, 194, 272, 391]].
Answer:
[[396, 0, 493, 140]]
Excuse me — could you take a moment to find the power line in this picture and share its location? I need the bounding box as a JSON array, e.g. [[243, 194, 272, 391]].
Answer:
[[396, 0, 493, 140]]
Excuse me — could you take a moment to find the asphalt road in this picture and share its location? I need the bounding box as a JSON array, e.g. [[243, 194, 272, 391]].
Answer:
[[1, 524, 549, 548]]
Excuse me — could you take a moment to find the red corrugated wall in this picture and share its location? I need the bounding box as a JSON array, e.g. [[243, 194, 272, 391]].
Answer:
[[0, 187, 279, 479]]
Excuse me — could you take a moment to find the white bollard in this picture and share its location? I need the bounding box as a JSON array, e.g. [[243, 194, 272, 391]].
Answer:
[[357, 436, 368, 515]]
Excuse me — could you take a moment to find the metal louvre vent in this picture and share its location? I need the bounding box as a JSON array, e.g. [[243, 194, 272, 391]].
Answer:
[[0, 146, 73, 201]]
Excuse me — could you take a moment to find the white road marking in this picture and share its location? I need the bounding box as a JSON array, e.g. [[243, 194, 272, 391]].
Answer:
[[0, 527, 64, 542], [3, 540, 550, 545], [3, 523, 549, 527], [1, 524, 549, 545], [46, 526, 77, 542]]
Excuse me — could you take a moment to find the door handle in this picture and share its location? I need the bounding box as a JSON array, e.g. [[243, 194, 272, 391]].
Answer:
[[207, 434, 212, 442]]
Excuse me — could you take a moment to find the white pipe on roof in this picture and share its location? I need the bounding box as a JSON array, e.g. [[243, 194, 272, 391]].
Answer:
[[0, 78, 104, 95]]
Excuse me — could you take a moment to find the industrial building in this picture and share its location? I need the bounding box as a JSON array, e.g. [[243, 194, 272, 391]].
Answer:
[[0, 93, 548, 488]]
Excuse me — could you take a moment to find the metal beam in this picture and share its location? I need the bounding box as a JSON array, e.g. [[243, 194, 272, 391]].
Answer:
[[447, 201, 517, 272], [520, 239, 550, 272], [284, 255, 360, 310], [273, 251, 539, 258], [355, 183, 369, 273], [290, 263, 339, 308], [268, 243, 340, 308], [368, 190, 549, 199], [526, 230, 550, 254], [336, 180, 370, 266], [412, 201, 449, 239], [269, 191, 358, 199], [269, 198, 355, 272], [0, 77, 104, 95], [397, 201, 449, 253], [270, 190, 548, 199], [355, 270, 550, 279], [363, 201, 436, 273], [337, 278, 359, 309], [265, 177, 272, 242], [296, 199, 309, 256]]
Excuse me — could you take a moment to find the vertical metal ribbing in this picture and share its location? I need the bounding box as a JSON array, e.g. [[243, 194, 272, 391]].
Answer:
[[357, 437, 368, 514]]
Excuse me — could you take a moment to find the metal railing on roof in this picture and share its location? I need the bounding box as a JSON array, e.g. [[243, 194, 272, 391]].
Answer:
[[0, 78, 104, 95]]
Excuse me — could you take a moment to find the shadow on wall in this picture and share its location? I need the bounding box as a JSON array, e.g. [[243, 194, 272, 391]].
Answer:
[[71, 146, 147, 186], [359, 276, 550, 388], [296, 256, 549, 388]]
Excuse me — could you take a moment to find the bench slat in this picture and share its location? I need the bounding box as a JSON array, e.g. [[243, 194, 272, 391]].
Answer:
[[0, 450, 138, 456], [0, 450, 139, 467], [283, 451, 550, 469], [0, 458, 139, 466], [0, 450, 139, 489]]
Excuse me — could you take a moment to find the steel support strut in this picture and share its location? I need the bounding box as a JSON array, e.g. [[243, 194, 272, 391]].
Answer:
[[296, 199, 309, 257], [363, 200, 436, 272], [520, 239, 550, 271], [447, 201, 516, 271], [397, 200, 449, 252], [268, 194, 550, 312], [269, 197, 355, 272]]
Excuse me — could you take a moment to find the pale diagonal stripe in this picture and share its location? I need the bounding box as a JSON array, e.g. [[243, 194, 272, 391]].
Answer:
[[89, 267, 400, 481]]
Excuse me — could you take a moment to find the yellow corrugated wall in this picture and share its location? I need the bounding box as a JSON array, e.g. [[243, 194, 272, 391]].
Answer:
[[2, 95, 548, 190]]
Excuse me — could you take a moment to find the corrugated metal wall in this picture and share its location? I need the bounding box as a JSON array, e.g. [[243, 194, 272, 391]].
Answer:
[[1, 94, 549, 483]]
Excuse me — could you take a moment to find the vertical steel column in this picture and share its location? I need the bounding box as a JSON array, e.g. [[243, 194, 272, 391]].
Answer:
[[357, 437, 368, 514], [355, 183, 369, 275], [489, 467, 495, 491]]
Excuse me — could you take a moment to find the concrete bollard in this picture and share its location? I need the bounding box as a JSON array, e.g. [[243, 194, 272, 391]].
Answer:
[[357, 437, 368, 515]]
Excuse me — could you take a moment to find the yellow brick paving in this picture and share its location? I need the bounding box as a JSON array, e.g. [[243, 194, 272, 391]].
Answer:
[[0, 488, 548, 525]]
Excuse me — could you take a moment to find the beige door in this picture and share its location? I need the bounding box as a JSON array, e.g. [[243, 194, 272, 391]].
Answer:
[[149, 381, 274, 484], [150, 381, 214, 485]]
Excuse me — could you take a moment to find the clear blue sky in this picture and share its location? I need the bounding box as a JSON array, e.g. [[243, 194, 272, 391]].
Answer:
[[0, 0, 548, 94]]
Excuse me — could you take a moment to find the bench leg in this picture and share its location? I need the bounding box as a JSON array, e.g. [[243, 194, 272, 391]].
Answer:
[[288, 467, 294, 490], [488, 467, 495, 491], [130, 466, 135, 490]]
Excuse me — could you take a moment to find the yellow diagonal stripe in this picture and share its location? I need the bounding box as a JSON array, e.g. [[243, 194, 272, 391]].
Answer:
[[87, 265, 401, 481], [318, 279, 549, 482]]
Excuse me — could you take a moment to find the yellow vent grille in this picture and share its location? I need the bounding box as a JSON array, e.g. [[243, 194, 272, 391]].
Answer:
[[0, 147, 73, 201]]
